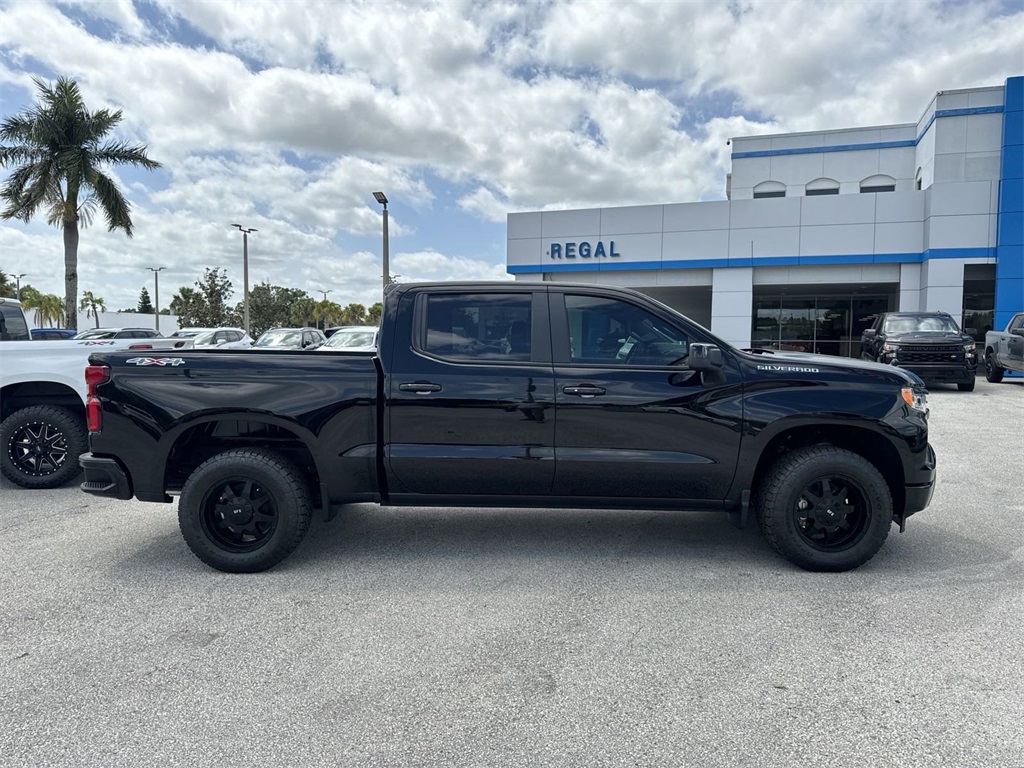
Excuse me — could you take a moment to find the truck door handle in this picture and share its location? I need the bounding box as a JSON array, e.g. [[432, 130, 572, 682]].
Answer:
[[562, 385, 606, 398], [398, 382, 442, 394]]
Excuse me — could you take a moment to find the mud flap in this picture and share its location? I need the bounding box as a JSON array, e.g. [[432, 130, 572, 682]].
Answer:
[[729, 489, 751, 530]]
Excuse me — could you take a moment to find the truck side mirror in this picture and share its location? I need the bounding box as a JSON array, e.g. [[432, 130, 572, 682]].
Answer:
[[1012, 328, 1024, 338], [689, 343, 723, 371], [862, 328, 877, 338]]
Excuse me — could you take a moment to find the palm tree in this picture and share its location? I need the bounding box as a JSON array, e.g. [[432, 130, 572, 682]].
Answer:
[[0, 77, 161, 330], [0, 270, 12, 299], [79, 290, 106, 328], [35, 293, 64, 328]]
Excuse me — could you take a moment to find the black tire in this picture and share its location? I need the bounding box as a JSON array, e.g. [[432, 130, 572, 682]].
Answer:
[[957, 378, 975, 392], [177, 449, 313, 573], [757, 446, 892, 572], [0, 405, 87, 489], [985, 352, 1004, 383]]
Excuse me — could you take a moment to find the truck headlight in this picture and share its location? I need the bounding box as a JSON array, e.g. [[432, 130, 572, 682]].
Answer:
[[901, 387, 928, 412], [883, 342, 900, 352], [963, 341, 976, 353]]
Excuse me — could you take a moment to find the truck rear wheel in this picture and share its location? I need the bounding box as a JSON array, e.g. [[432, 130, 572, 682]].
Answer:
[[985, 352, 1004, 383], [178, 449, 312, 573], [0, 405, 87, 489], [757, 446, 892, 572]]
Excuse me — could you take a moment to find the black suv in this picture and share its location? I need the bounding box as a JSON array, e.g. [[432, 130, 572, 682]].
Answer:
[[861, 311, 977, 391]]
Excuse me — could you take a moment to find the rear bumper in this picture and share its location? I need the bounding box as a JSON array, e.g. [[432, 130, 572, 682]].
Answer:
[[79, 453, 133, 500]]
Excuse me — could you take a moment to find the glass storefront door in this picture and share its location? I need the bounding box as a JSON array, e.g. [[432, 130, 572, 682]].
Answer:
[[752, 292, 892, 358]]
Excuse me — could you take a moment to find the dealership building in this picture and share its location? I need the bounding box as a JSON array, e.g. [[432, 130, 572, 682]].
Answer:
[[507, 76, 1022, 356]]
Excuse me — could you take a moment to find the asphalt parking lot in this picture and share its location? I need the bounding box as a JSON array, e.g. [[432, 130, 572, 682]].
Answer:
[[1, 377, 1022, 768]]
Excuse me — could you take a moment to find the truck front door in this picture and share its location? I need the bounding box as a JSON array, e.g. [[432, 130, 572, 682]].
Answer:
[[549, 290, 744, 503], [385, 289, 555, 496]]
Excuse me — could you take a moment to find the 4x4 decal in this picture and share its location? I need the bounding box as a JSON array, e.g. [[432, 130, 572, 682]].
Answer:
[[125, 357, 186, 366]]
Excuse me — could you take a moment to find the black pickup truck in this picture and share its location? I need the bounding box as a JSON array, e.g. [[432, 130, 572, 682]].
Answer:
[[80, 282, 936, 574], [860, 311, 978, 391]]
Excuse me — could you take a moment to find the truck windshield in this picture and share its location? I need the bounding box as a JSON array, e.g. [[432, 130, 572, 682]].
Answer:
[[883, 316, 960, 333]]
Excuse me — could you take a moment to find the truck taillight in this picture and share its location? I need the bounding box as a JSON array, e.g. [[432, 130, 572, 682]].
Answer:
[[85, 364, 111, 432]]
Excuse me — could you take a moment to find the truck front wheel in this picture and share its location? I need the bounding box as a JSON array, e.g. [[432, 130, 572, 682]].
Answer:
[[0, 405, 87, 489], [178, 449, 312, 573], [985, 351, 1004, 383], [757, 446, 892, 572]]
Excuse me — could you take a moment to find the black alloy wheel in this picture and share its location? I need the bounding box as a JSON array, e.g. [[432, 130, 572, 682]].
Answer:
[[985, 352, 1004, 383], [791, 476, 870, 551], [757, 445, 892, 572], [200, 477, 279, 552], [0, 405, 87, 489], [178, 448, 312, 573]]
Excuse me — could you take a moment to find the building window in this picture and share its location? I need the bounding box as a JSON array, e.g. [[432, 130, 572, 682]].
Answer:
[[860, 174, 896, 193], [806, 178, 840, 196], [753, 181, 786, 199]]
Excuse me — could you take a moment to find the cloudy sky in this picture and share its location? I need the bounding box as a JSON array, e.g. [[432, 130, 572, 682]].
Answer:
[[0, 0, 1021, 315]]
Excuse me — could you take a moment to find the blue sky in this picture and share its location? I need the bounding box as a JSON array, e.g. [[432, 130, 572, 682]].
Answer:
[[1, 0, 1021, 315]]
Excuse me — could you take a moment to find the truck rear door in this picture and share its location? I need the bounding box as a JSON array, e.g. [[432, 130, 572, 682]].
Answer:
[[384, 287, 555, 496]]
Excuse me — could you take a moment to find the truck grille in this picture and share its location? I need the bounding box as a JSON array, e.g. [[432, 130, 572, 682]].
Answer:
[[899, 345, 964, 364]]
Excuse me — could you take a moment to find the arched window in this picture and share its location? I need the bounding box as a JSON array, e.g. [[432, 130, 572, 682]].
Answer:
[[806, 178, 840, 196], [860, 174, 896, 193], [753, 181, 786, 199]]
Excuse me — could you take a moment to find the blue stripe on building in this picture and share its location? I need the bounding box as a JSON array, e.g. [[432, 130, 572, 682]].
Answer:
[[995, 76, 1024, 331]]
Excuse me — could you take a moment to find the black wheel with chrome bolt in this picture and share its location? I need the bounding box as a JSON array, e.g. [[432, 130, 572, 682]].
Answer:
[[757, 446, 892, 572], [178, 448, 313, 573], [0, 405, 87, 489]]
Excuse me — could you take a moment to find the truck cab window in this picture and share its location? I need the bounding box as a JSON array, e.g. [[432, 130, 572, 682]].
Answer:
[[565, 295, 689, 366], [421, 294, 532, 362]]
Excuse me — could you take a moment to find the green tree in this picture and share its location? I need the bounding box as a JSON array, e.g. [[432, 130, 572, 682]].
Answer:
[[137, 286, 154, 314], [22, 288, 63, 327], [366, 303, 383, 324], [242, 282, 309, 338], [79, 290, 106, 328], [0, 77, 161, 330], [0, 270, 13, 298], [338, 303, 367, 326], [289, 297, 317, 328], [168, 268, 234, 328]]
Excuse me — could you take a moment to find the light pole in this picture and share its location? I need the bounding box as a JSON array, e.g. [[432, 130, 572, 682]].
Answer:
[[232, 224, 257, 336], [14, 273, 26, 301], [319, 289, 332, 302], [147, 267, 166, 332], [372, 192, 389, 297]]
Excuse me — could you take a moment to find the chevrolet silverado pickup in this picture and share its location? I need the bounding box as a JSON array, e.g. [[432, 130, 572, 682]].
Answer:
[[983, 312, 1024, 382], [80, 282, 936, 574], [0, 327, 193, 488], [860, 311, 977, 391]]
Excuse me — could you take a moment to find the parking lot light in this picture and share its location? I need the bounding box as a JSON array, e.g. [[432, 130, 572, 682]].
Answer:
[[372, 192, 389, 298], [232, 224, 257, 336], [146, 267, 165, 332]]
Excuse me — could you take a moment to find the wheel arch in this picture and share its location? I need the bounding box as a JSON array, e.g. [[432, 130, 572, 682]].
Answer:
[[748, 422, 905, 516], [1, 380, 84, 422], [157, 413, 324, 506]]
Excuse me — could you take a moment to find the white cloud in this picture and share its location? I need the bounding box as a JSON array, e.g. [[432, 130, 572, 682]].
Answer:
[[1, 0, 1020, 320]]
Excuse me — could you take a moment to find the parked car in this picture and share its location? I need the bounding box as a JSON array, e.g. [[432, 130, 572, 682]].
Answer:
[[1, 334, 194, 489], [168, 327, 212, 339], [191, 327, 254, 349], [81, 281, 936, 575], [73, 327, 162, 340], [318, 325, 378, 352], [860, 311, 977, 391], [30, 328, 77, 340], [0, 297, 30, 340], [252, 327, 326, 350], [983, 312, 1024, 382]]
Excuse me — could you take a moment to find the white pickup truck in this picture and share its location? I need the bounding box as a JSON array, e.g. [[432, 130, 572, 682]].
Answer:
[[0, 297, 192, 488], [983, 312, 1024, 382]]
